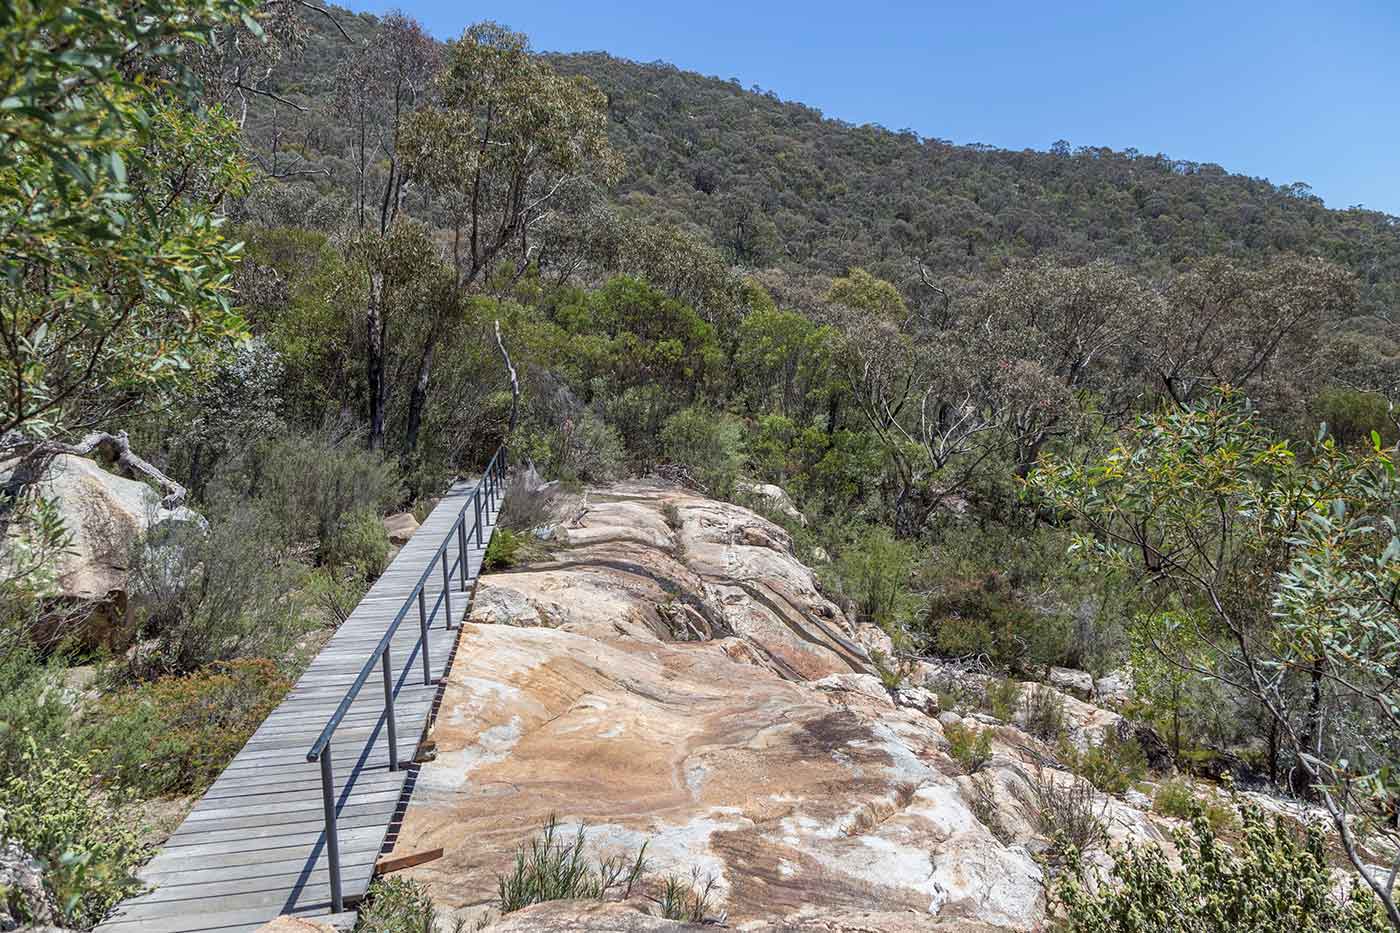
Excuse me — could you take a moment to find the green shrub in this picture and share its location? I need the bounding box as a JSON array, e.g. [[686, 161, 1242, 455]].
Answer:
[[81, 659, 290, 798], [1311, 386, 1396, 451], [1058, 730, 1148, 795], [356, 876, 439, 933], [323, 508, 390, 579], [126, 502, 309, 678], [485, 528, 526, 569], [945, 721, 994, 775], [834, 526, 922, 642], [225, 427, 401, 556], [1012, 765, 1110, 862], [1022, 684, 1068, 742], [543, 408, 626, 484], [660, 406, 744, 497], [0, 748, 147, 929], [983, 677, 1022, 721], [0, 648, 72, 781], [1052, 801, 1388, 932], [656, 869, 719, 923], [1152, 779, 1236, 834], [868, 648, 916, 690], [968, 772, 1012, 843], [924, 575, 1070, 672], [497, 815, 648, 914], [301, 566, 368, 628]]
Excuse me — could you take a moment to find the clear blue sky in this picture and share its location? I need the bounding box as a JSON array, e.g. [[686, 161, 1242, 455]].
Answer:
[[339, 0, 1400, 215]]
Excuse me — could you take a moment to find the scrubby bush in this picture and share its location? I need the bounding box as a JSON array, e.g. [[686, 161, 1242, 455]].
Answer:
[[1059, 730, 1148, 795], [834, 526, 922, 642], [923, 575, 1064, 670], [1310, 386, 1396, 451], [1151, 779, 1237, 833], [657, 869, 719, 923], [1013, 765, 1110, 861], [1022, 684, 1068, 742], [497, 815, 648, 914], [301, 566, 367, 627], [126, 505, 309, 678], [0, 749, 146, 929], [868, 648, 916, 690], [945, 721, 994, 774], [0, 649, 72, 780], [498, 478, 564, 534], [551, 409, 626, 483], [660, 406, 744, 497], [81, 660, 290, 798], [323, 508, 391, 580], [921, 524, 1129, 676], [485, 528, 526, 569], [982, 677, 1022, 721], [356, 876, 439, 933], [1052, 801, 1388, 931], [227, 426, 401, 559]]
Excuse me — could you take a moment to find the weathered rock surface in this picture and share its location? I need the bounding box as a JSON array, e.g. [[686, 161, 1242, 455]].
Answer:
[[0, 453, 203, 646], [252, 917, 337, 933], [467, 482, 881, 681], [389, 483, 1165, 931], [0, 840, 58, 931], [475, 899, 1005, 932]]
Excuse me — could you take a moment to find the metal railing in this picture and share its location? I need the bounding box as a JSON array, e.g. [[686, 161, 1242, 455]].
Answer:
[[305, 447, 507, 911]]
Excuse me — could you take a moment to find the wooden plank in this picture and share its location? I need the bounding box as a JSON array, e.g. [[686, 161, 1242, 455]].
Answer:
[[94, 478, 504, 933], [374, 847, 443, 876]]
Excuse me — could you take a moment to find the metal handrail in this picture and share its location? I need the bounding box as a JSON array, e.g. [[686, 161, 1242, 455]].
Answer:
[[306, 447, 507, 911]]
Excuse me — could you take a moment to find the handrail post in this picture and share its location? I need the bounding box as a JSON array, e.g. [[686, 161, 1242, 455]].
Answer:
[[441, 547, 453, 629], [457, 518, 468, 591], [319, 750, 343, 912], [381, 644, 398, 771], [474, 487, 483, 547], [418, 588, 431, 684]]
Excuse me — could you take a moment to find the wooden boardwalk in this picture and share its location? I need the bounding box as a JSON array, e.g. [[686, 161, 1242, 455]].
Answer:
[[96, 477, 503, 933]]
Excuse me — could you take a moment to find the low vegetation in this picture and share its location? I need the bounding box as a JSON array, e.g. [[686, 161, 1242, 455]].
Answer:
[[356, 876, 443, 933], [497, 815, 649, 914], [1053, 802, 1390, 932], [945, 722, 994, 775], [80, 660, 291, 799]]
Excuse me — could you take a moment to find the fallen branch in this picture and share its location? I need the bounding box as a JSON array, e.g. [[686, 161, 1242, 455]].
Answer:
[[1, 431, 187, 509]]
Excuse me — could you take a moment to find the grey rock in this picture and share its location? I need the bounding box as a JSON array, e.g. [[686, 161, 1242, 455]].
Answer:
[[0, 840, 57, 931]]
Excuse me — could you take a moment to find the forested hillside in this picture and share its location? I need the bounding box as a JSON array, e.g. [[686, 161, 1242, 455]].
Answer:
[[3, 0, 1400, 929], [243, 6, 1400, 317]]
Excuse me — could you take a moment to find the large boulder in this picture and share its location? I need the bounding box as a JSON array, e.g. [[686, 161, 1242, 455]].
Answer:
[[0, 452, 203, 646], [383, 512, 420, 546]]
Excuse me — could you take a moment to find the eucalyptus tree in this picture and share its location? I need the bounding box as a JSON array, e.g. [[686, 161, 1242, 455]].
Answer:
[[335, 12, 437, 449], [0, 0, 253, 443], [397, 21, 619, 457], [1030, 392, 1400, 928]]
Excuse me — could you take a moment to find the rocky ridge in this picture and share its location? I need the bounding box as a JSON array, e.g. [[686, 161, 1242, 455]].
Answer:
[[378, 481, 1175, 931]]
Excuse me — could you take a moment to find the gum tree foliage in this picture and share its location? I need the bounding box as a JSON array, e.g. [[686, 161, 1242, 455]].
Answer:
[[334, 12, 437, 233], [1030, 391, 1400, 927], [396, 21, 620, 456], [0, 0, 254, 440], [1149, 255, 1356, 407]]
